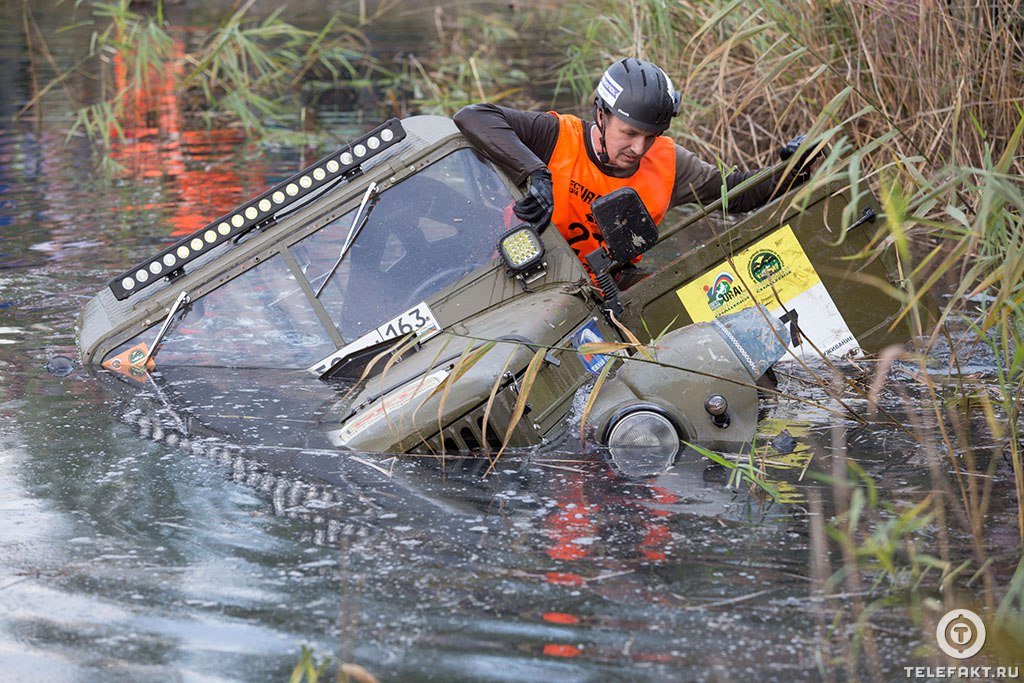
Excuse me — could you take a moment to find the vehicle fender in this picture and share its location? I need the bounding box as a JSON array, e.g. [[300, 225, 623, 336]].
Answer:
[[586, 306, 788, 451]]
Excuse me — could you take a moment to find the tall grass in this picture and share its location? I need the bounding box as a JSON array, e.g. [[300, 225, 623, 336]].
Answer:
[[541, 0, 1024, 675], [28, 0, 382, 152], [550, 0, 1023, 173]]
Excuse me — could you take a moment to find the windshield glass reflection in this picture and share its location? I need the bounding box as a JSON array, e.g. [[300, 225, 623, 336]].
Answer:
[[293, 148, 512, 340]]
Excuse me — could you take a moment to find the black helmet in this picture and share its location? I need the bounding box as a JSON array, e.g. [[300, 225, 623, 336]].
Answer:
[[595, 58, 681, 133]]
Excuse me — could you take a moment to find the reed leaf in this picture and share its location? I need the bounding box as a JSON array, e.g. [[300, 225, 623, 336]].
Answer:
[[579, 355, 618, 445], [485, 347, 546, 476]]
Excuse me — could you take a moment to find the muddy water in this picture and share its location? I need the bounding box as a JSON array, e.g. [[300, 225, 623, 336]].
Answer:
[[0, 2, 1016, 682]]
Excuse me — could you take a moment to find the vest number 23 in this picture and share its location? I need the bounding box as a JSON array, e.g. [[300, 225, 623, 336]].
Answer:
[[565, 220, 604, 258]]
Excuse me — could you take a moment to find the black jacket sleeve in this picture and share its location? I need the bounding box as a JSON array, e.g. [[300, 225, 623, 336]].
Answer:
[[671, 144, 783, 214], [453, 104, 560, 185]]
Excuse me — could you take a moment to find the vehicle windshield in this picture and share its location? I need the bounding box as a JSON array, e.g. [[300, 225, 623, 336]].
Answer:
[[102, 148, 515, 369], [292, 148, 512, 340]]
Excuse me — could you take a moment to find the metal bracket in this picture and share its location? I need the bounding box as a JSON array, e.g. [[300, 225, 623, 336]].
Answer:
[[849, 207, 877, 232]]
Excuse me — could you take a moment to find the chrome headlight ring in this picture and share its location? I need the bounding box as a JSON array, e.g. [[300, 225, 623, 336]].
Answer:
[[602, 404, 683, 475]]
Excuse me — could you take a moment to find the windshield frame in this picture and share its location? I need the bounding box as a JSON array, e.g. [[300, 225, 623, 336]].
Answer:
[[99, 141, 518, 369]]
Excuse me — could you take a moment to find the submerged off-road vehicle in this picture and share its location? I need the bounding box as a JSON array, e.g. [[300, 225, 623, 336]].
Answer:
[[76, 116, 905, 465]]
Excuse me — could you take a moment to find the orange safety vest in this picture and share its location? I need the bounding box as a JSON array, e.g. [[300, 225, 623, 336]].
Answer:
[[546, 113, 676, 265]]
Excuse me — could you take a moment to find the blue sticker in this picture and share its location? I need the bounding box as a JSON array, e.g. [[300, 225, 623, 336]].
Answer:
[[572, 320, 610, 375]]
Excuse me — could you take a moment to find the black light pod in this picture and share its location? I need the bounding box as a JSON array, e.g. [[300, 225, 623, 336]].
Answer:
[[498, 224, 546, 284]]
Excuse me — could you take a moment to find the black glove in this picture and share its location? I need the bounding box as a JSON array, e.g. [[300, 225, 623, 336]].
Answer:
[[778, 134, 823, 185], [514, 169, 554, 232], [778, 134, 807, 161]]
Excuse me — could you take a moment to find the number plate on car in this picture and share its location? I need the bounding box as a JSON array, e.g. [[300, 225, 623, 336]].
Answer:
[[307, 301, 441, 376], [374, 302, 439, 341]]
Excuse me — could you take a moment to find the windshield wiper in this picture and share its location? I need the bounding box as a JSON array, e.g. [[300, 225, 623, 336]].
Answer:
[[142, 290, 191, 366], [314, 181, 379, 299]]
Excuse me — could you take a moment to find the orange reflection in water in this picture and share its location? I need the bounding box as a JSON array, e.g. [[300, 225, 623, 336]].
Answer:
[[542, 612, 580, 625], [108, 34, 269, 238], [542, 643, 581, 658]]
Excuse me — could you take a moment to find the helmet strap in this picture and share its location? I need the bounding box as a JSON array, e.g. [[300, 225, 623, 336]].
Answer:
[[595, 105, 610, 165]]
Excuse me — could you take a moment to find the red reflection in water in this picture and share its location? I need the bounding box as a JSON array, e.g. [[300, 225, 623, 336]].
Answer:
[[542, 643, 581, 658], [542, 612, 580, 625], [544, 476, 598, 561], [108, 34, 269, 239], [640, 524, 671, 561], [544, 571, 584, 586]]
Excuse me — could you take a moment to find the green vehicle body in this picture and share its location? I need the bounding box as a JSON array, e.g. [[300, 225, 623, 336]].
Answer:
[[76, 115, 908, 458]]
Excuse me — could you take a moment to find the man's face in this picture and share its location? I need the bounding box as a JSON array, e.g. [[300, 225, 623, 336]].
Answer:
[[599, 112, 661, 169]]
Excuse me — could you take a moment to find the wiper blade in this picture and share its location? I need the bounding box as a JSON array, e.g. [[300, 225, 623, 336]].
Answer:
[[314, 181, 379, 299], [142, 290, 191, 366]]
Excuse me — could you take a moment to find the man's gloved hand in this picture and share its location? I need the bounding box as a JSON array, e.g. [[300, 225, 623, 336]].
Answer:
[[778, 134, 824, 185], [514, 169, 554, 232], [778, 134, 807, 161]]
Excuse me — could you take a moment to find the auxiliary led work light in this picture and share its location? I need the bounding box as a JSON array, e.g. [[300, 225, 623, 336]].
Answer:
[[108, 119, 407, 301], [497, 224, 546, 283]]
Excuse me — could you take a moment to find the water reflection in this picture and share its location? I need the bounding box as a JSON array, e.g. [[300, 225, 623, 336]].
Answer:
[[73, 365, 855, 679]]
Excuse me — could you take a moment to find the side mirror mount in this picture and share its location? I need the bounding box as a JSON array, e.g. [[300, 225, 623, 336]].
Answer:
[[585, 187, 659, 320], [590, 187, 659, 264]]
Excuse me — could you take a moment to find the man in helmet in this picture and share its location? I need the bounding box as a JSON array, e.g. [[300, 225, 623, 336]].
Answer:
[[454, 58, 809, 280]]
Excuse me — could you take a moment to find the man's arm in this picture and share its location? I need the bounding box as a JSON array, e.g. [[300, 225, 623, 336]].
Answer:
[[670, 145, 783, 214], [453, 104, 560, 185]]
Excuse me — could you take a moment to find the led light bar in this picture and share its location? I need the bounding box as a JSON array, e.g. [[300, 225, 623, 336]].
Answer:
[[108, 118, 407, 301]]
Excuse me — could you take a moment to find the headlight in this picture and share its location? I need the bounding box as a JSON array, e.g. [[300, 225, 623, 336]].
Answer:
[[606, 409, 680, 475], [498, 224, 545, 280]]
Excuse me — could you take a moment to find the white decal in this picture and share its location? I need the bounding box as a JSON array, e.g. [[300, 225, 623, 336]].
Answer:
[[598, 72, 623, 107], [308, 301, 440, 376], [330, 368, 450, 446]]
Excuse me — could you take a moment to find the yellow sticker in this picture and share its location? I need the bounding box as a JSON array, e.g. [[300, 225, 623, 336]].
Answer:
[[677, 225, 861, 358], [676, 225, 819, 321]]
